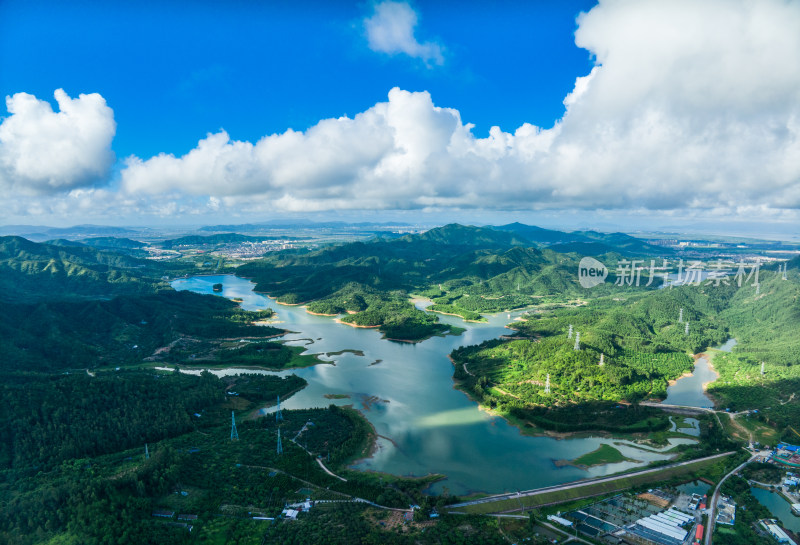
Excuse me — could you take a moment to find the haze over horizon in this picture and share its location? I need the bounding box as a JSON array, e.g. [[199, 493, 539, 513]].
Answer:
[[1, 0, 799, 232]]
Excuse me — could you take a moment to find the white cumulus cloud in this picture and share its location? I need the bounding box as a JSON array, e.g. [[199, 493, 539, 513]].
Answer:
[[116, 0, 800, 217], [7, 0, 800, 224], [0, 89, 116, 195], [364, 1, 444, 66]]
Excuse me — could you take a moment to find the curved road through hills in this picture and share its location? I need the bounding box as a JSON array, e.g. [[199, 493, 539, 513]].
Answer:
[[704, 453, 758, 545]]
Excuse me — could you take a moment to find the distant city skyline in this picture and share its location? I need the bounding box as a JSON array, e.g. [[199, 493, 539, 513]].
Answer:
[[1, 0, 799, 230]]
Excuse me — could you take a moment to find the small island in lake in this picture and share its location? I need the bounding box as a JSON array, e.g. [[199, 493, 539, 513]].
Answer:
[[212, 283, 223, 292]]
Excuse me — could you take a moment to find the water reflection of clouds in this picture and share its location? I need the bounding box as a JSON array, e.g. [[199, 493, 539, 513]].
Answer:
[[415, 407, 490, 429]]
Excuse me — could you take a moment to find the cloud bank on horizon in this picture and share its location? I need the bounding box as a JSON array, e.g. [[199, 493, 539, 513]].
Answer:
[[1, 0, 799, 221]]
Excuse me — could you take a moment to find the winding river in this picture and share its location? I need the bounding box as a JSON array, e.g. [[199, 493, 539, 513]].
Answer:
[[172, 274, 696, 495]]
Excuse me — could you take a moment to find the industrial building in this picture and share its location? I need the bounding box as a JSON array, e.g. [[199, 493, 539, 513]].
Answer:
[[626, 508, 694, 545], [759, 519, 798, 545]]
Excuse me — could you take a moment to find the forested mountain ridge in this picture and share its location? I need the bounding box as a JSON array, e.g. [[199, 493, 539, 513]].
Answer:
[[47, 237, 147, 250], [0, 236, 166, 302], [399, 223, 530, 248], [0, 290, 281, 372]]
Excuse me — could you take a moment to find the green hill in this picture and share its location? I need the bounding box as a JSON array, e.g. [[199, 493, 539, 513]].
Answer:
[[0, 290, 281, 372], [401, 223, 529, 248], [0, 236, 166, 303]]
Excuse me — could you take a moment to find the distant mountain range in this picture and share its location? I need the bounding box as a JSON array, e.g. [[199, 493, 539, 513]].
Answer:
[[198, 220, 415, 232], [494, 222, 670, 256], [0, 220, 670, 257], [0, 224, 143, 241]]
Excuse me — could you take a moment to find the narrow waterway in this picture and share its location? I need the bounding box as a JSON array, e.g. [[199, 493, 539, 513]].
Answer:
[[662, 339, 735, 409], [750, 487, 800, 533], [172, 275, 696, 495]]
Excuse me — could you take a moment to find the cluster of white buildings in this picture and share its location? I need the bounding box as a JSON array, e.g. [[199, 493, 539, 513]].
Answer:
[[628, 507, 694, 545], [281, 498, 313, 520]]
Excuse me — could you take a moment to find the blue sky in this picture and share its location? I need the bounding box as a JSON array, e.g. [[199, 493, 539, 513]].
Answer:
[[1, 0, 799, 232], [0, 0, 594, 160]]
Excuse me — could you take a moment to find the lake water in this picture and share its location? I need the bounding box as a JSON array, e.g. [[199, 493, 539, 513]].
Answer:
[[676, 480, 710, 496], [172, 274, 695, 495], [661, 339, 735, 408], [750, 487, 800, 532]]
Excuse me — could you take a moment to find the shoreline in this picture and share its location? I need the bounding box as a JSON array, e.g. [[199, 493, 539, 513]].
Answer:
[[337, 405, 380, 467], [448, 356, 685, 445], [154, 361, 331, 373], [411, 295, 539, 323], [275, 300, 306, 306], [700, 353, 720, 392], [666, 370, 694, 388], [345, 414, 446, 487], [246, 383, 308, 420], [334, 318, 380, 329], [304, 307, 338, 317], [426, 307, 487, 323]]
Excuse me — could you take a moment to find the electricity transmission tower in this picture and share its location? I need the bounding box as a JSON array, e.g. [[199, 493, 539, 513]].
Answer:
[[276, 395, 284, 422], [544, 374, 551, 394], [277, 428, 283, 455], [573, 332, 580, 351], [230, 411, 239, 441]]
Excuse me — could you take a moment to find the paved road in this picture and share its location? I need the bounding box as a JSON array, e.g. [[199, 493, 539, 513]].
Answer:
[[447, 451, 735, 511], [316, 457, 347, 482], [704, 453, 757, 545], [640, 402, 752, 429]]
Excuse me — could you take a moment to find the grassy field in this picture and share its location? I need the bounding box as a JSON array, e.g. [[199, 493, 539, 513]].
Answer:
[[721, 413, 780, 446], [446, 453, 735, 515], [571, 444, 635, 468]]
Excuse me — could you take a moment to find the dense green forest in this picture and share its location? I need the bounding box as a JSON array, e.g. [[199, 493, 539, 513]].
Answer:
[[451, 286, 730, 412], [0, 370, 304, 471], [703, 270, 800, 428], [0, 372, 467, 545], [451, 264, 800, 439], [0, 290, 281, 372]]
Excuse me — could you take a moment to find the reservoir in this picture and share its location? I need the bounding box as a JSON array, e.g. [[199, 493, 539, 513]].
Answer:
[[173, 274, 696, 495]]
